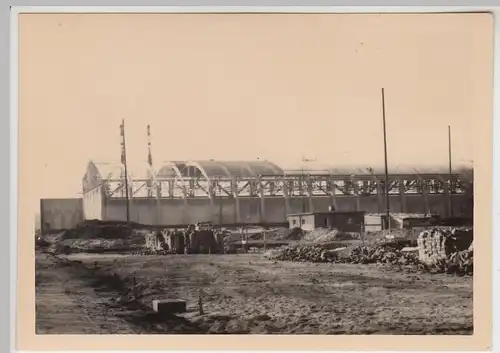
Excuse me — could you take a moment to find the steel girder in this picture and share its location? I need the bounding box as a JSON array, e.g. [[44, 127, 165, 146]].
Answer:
[[96, 173, 467, 200]]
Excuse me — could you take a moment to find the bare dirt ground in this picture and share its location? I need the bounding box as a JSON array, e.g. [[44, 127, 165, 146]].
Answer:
[[36, 251, 473, 334], [35, 252, 139, 334]]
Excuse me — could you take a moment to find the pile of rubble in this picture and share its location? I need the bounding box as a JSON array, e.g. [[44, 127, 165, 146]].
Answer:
[[275, 227, 304, 241], [273, 242, 419, 266], [428, 248, 473, 275], [131, 249, 172, 256], [272, 237, 473, 276], [273, 245, 341, 263], [341, 243, 421, 266]]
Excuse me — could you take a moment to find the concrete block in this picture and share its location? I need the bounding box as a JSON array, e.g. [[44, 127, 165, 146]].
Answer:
[[152, 299, 187, 314]]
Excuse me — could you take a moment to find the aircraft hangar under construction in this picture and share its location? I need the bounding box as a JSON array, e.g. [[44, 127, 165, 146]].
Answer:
[[79, 159, 473, 227]]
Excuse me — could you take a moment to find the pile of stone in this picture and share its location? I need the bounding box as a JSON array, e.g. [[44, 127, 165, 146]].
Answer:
[[343, 243, 421, 266], [131, 249, 171, 256], [274, 245, 340, 263], [273, 242, 419, 266], [273, 237, 473, 276]]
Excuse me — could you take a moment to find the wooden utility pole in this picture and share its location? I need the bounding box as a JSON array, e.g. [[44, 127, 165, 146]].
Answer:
[[301, 167, 306, 213], [218, 183, 223, 226], [381, 88, 390, 230], [120, 119, 130, 223], [147, 125, 162, 225], [301, 157, 315, 213], [448, 125, 454, 217]]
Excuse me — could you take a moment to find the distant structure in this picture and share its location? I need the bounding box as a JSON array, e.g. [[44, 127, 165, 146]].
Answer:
[[79, 159, 472, 226], [34, 213, 41, 233], [287, 211, 365, 232], [39, 198, 84, 234]]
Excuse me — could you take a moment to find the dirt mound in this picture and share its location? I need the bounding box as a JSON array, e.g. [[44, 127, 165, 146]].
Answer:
[[281, 227, 304, 240], [48, 222, 149, 255], [51, 237, 145, 254], [302, 228, 359, 243], [62, 221, 134, 240], [229, 227, 296, 241], [369, 228, 419, 243]]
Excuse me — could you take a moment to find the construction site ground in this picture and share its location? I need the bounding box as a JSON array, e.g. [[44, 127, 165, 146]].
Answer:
[[36, 250, 473, 334]]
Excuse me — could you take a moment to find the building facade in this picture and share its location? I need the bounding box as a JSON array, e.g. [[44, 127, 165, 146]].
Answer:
[[81, 159, 472, 226]]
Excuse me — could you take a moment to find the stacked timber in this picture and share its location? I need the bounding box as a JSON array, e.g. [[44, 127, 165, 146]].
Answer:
[[417, 227, 473, 265]]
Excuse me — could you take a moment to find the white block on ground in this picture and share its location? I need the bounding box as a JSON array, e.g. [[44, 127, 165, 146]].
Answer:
[[152, 299, 187, 314]]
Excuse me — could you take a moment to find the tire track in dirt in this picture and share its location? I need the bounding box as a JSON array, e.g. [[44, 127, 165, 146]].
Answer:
[[53, 253, 473, 334], [177, 256, 473, 334], [36, 251, 138, 334]]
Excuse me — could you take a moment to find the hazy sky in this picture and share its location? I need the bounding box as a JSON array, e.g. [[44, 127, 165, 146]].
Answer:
[[18, 13, 492, 217]]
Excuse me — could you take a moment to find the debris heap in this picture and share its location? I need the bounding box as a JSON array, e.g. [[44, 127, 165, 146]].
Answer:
[[273, 242, 419, 266], [272, 227, 473, 276]]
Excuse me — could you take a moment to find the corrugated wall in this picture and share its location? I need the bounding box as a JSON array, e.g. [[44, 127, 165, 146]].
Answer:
[[96, 193, 470, 226]]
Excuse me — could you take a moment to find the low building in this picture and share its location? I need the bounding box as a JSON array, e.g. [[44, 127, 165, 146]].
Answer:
[[364, 214, 388, 232], [364, 213, 440, 232], [391, 213, 440, 229], [287, 211, 366, 232]]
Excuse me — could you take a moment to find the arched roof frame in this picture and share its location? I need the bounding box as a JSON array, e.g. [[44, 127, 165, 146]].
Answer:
[[91, 161, 125, 180], [83, 161, 130, 194], [185, 160, 284, 179], [185, 161, 220, 181], [156, 161, 188, 181], [281, 163, 469, 177], [154, 161, 189, 198]]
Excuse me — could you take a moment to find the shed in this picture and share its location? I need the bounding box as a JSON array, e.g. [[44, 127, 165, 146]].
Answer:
[[364, 213, 440, 232], [287, 211, 366, 232], [390, 213, 440, 229]]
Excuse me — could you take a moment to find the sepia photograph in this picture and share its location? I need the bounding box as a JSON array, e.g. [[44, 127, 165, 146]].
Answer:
[[14, 8, 494, 350]]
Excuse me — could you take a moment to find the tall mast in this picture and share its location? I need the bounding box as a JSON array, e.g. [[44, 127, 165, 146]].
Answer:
[[448, 125, 453, 217], [120, 119, 130, 223], [381, 88, 390, 230]]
